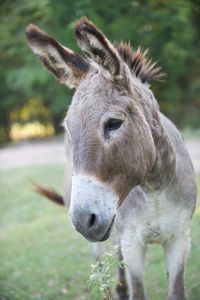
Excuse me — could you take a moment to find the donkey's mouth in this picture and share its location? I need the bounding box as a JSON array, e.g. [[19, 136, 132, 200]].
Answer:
[[99, 215, 116, 242]]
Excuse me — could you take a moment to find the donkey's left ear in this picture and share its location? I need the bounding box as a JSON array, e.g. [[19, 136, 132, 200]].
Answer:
[[26, 24, 89, 88], [75, 17, 121, 78]]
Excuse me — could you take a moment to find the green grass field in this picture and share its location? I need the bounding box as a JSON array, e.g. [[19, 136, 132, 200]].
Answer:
[[0, 163, 200, 300]]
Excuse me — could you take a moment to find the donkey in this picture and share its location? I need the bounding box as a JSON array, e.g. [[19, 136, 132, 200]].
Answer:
[[26, 17, 197, 300]]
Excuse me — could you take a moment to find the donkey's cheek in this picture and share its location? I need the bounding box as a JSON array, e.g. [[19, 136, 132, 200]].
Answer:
[[68, 174, 118, 242]]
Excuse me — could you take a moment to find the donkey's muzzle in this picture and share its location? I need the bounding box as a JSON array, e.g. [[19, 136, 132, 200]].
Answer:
[[69, 174, 118, 242], [70, 210, 115, 242]]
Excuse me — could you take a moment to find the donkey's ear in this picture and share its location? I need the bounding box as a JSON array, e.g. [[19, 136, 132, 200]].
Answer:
[[26, 24, 89, 88], [75, 17, 121, 77]]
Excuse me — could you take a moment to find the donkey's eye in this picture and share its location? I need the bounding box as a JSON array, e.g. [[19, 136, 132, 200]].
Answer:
[[104, 118, 123, 135]]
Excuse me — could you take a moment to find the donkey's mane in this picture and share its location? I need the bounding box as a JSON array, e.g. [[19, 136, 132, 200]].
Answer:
[[115, 42, 165, 83]]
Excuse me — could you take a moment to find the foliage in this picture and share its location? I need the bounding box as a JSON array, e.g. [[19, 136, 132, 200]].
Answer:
[[0, 0, 200, 143], [9, 99, 55, 140], [0, 164, 200, 299], [88, 245, 125, 300]]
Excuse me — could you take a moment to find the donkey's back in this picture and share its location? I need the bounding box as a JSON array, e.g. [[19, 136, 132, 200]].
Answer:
[[160, 112, 196, 211]]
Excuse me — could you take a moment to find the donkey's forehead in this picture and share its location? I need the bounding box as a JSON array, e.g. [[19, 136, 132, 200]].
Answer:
[[74, 70, 121, 103], [68, 70, 130, 119]]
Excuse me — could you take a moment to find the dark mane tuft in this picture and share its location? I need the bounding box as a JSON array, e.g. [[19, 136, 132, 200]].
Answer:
[[115, 42, 165, 83]]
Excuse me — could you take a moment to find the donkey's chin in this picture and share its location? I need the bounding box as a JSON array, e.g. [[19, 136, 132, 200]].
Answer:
[[99, 215, 116, 242]]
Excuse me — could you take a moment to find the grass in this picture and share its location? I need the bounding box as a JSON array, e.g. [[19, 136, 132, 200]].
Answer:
[[0, 164, 200, 300]]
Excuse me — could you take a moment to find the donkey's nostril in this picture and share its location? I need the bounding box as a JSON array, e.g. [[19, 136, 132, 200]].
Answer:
[[88, 213, 96, 228]]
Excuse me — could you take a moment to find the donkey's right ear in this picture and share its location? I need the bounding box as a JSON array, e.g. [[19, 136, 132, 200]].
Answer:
[[75, 17, 121, 78], [26, 24, 89, 88]]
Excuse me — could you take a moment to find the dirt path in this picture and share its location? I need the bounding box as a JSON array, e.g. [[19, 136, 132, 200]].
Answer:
[[0, 137, 65, 170], [0, 136, 199, 174]]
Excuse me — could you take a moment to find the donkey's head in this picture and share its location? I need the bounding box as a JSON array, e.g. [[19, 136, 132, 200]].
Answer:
[[26, 17, 162, 242]]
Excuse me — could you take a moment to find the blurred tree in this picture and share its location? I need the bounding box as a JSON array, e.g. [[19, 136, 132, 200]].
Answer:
[[0, 0, 200, 143]]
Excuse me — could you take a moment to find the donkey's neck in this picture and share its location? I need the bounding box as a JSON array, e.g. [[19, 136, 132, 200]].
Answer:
[[147, 111, 176, 191], [138, 86, 176, 191]]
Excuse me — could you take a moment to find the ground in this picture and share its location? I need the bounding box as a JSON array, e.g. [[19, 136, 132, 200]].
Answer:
[[0, 135, 199, 300]]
